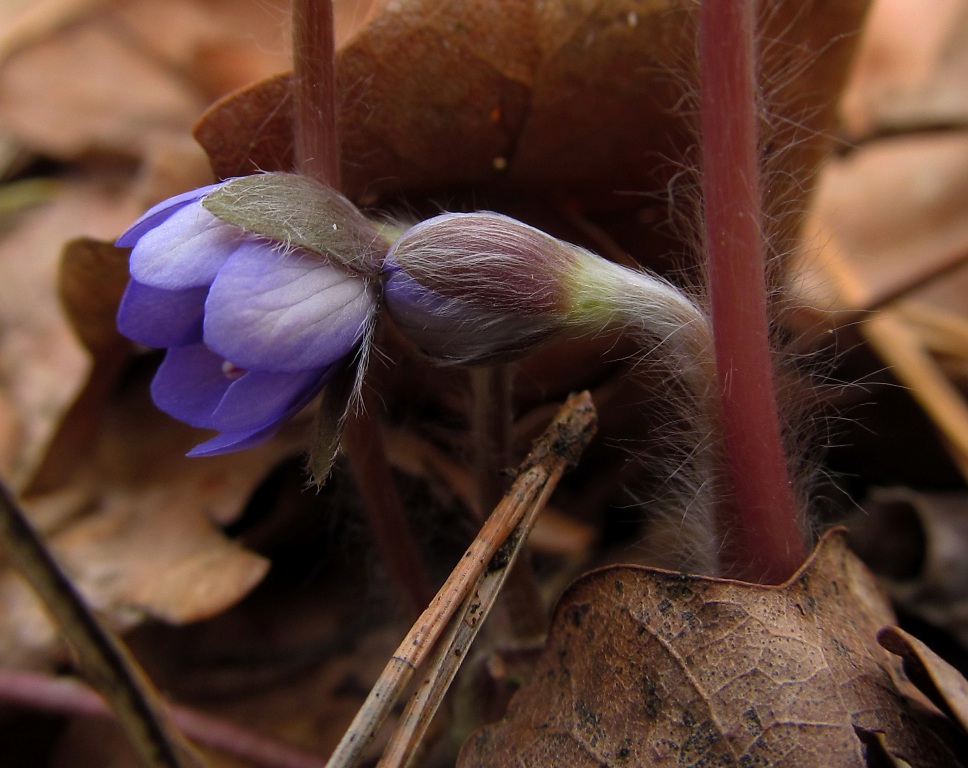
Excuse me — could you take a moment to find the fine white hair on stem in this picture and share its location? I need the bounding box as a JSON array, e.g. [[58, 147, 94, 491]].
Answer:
[[570, 257, 723, 572], [386, 210, 725, 571]]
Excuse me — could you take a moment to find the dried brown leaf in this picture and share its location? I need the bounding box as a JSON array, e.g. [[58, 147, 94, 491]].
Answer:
[[57, 237, 131, 357], [23, 237, 133, 498], [193, 73, 295, 180], [0, 378, 302, 667], [0, 177, 137, 483], [458, 530, 964, 767], [0, 8, 204, 159], [0, 230, 308, 667], [841, 0, 968, 135], [0, 0, 291, 162], [196, 0, 866, 211], [879, 626, 968, 737]]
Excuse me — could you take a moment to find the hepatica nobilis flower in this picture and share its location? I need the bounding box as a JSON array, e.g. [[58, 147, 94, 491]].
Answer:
[[118, 169, 716, 496], [116, 174, 389, 456]]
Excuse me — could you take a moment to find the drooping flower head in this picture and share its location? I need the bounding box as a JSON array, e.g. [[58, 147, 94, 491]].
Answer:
[[117, 171, 716, 510], [116, 174, 387, 456]]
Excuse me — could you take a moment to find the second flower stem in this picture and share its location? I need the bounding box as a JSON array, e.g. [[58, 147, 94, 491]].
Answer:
[[293, 0, 340, 187], [699, 0, 805, 583]]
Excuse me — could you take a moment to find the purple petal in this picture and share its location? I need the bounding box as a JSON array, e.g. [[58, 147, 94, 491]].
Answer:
[[186, 424, 284, 456], [117, 280, 207, 348], [207, 366, 331, 433], [204, 242, 375, 373], [129, 202, 243, 290], [116, 184, 221, 247], [186, 366, 335, 456], [150, 344, 233, 429], [384, 267, 449, 317]]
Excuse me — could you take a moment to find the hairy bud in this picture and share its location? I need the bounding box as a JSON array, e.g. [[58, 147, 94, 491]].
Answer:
[[383, 213, 583, 364], [384, 212, 713, 375]]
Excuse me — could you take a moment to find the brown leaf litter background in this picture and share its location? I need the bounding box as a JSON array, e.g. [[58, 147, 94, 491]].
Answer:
[[0, 0, 967, 765]]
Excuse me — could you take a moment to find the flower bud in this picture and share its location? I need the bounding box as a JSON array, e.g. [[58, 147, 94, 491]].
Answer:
[[383, 212, 579, 364], [383, 211, 711, 370]]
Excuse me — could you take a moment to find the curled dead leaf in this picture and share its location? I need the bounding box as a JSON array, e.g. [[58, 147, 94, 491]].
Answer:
[[879, 625, 968, 738], [192, 73, 294, 180], [848, 488, 968, 650], [458, 530, 965, 767]]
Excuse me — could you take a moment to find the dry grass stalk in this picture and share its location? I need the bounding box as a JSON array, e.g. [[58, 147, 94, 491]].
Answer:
[[324, 391, 598, 768]]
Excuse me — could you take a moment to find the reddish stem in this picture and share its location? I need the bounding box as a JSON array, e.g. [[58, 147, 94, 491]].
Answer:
[[291, 1, 433, 609], [342, 409, 437, 613], [293, 0, 340, 187], [699, 0, 805, 583], [0, 669, 328, 768]]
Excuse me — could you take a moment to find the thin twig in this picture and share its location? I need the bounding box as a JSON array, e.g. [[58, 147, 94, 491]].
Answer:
[[380, 451, 567, 768], [471, 367, 548, 641], [0, 669, 329, 768], [0, 480, 206, 768], [324, 392, 598, 768]]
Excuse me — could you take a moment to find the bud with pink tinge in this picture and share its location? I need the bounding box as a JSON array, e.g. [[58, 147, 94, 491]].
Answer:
[[384, 212, 712, 379]]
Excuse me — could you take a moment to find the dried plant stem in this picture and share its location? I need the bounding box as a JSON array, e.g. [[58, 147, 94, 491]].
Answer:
[[0, 669, 329, 768], [324, 392, 597, 768], [379, 460, 562, 768], [471, 366, 548, 641], [699, 0, 805, 583], [342, 409, 437, 613], [293, 0, 339, 187], [865, 313, 968, 481], [0, 481, 205, 768]]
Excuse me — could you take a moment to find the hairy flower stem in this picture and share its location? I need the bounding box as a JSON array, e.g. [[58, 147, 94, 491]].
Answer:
[[584, 263, 723, 574], [699, 0, 805, 583], [291, 2, 434, 609], [293, 0, 340, 187], [343, 409, 436, 613]]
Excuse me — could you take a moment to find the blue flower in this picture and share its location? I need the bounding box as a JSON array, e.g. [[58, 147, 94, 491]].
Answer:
[[116, 183, 377, 456]]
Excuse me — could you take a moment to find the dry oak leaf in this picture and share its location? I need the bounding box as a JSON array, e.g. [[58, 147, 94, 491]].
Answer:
[[458, 529, 965, 767], [0, 237, 307, 669], [195, 0, 867, 209]]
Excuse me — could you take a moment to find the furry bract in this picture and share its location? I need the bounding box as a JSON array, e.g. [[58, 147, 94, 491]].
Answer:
[[116, 182, 377, 455]]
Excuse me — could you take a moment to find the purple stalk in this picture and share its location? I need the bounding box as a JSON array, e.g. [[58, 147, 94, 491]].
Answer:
[[291, 0, 433, 610], [0, 669, 329, 768], [293, 0, 340, 187], [699, 0, 805, 583]]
